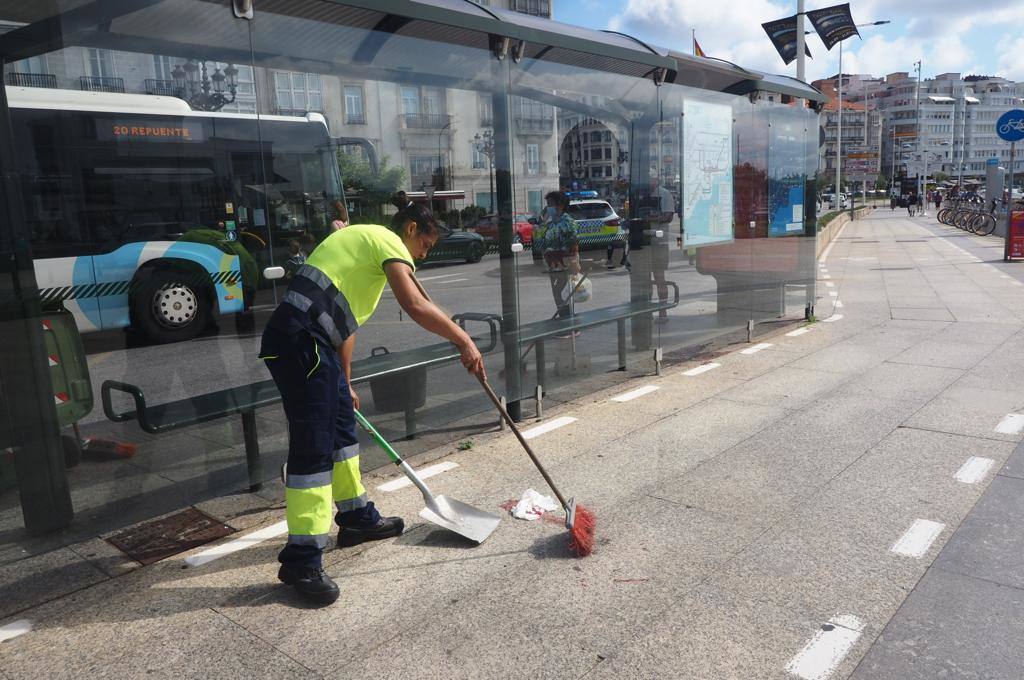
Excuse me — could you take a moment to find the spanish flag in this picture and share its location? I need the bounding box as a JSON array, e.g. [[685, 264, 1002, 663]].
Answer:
[[693, 33, 707, 58]]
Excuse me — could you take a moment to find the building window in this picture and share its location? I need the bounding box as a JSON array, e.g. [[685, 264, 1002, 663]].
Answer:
[[591, 131, 601, 143], [153, 55, 176, 81], [86, 48, 115, 78], [274, 71, 323, 113], [604, 147, 612, 160], [605, 166, 613, 177], [479, 95, 493, 126], [526, 144, 539, 175], [344, 86, 365, 124], [401, 86, 420, 114], [527, 189, 543, 215], [583, 149, 589, 162], [472, 142, 486, 169]]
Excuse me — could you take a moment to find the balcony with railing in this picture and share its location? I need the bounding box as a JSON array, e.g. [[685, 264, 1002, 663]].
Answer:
[[401, 113, 452, 129], [145, 79, 181, 97], [79, 76, 125, 93], [345, 113, 366, 125], [5, 72, 57, 88], [515, 116, 554, 135]]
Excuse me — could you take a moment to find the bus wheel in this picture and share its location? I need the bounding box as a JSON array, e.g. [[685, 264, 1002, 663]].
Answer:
[[132, 268, 211, 344]]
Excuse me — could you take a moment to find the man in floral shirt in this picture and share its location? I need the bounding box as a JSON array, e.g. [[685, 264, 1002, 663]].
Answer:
[[540, 191, 580, 328]]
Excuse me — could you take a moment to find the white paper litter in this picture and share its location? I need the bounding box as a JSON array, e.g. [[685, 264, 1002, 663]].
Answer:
[[511, 488, 559, 520]]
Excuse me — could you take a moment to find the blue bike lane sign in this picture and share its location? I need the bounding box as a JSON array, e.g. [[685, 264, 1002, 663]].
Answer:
[[997, 109, 1024, 142]]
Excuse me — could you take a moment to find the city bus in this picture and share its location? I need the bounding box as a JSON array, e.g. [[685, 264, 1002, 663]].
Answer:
[[8, 86, 343, 343]]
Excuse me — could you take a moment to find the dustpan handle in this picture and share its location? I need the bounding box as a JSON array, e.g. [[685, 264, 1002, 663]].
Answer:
[[355, 409, 441, 512]]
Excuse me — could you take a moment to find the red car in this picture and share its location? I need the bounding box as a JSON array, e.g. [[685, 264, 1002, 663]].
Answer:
[[469, 213, 533, 245]]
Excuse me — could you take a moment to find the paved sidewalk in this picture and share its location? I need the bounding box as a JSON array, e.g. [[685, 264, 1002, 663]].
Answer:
[[0, 209, 1022, 679]]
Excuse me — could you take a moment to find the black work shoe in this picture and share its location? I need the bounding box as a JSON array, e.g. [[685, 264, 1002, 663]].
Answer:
[[277, 564, 340, 605], [337, 502, 405, 547]]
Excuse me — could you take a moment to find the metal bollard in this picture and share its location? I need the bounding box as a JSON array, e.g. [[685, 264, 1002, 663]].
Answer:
[[499, 395, 507, 430], [535, 384, 543, 419], [654, 347, 663, 376], [747, 320, 754, 343]]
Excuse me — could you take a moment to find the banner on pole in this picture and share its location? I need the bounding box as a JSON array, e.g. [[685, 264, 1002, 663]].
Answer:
[[806, 3, 860, 51], [761, 15, 813, 65]]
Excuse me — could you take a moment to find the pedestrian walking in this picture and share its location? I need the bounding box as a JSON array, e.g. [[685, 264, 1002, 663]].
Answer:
[[540, 190, 580, 337], [917, 192, 925, 213], [934, 191, 942, 211], [907, 194, 916, 217], [259, 204, 484, 605]]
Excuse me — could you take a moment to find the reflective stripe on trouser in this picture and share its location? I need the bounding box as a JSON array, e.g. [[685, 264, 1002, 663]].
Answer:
[[333, 449, 367, 513], [261, 326, 361, 569]]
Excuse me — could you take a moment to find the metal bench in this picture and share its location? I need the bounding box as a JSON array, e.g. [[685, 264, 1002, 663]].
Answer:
[[101, 313, 499, 491], [516, 283, 680, 392]]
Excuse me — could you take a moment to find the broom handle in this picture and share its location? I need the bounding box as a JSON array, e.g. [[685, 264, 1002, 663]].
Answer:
[[476, 374, 569, 509]]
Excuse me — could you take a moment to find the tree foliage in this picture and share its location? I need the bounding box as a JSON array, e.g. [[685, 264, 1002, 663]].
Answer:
[[336, 149, 407, 222]]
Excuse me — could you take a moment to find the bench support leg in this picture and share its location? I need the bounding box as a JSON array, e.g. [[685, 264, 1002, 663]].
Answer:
[[404, 404, 417, 440], [617, 319, 627, 371], [536, 340, 546, 393], [241, 410, 262, 493], [535, 384, 543, 420]]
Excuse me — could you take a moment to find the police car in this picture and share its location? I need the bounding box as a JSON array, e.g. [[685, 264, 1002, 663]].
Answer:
[[531, 191, 623, 260]]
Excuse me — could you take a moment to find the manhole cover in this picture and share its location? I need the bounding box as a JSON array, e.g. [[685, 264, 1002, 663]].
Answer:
[[107, 507, 235, 565]]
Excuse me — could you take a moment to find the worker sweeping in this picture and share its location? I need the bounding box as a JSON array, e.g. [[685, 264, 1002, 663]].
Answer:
[[259, 204, 485, 605]]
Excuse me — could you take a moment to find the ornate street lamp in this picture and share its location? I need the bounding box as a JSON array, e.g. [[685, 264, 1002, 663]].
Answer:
[[171, 60, 239, 112]]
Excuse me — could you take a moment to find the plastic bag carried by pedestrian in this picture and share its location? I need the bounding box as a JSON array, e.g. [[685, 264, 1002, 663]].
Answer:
[[563, 274, 592, 304]]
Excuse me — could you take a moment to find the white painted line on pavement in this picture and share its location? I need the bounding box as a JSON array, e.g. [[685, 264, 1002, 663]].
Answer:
[[0, 619, 31, 643], [417, 273, 467, 282], [834, 300, 844, 308], [682, 363, 720, 376], [739, 342, 773, 355], [377, 461, 459, 492], [825, 282, 835, 288], [1013, 281, 1023, 286], [823, 314, 843, 323], [434, 278, 469, 284], [955, 457, 995, 484], [611, 385, 660, 402], [891, 519, 945, 558], [829, 291, 839, 297], [522, 416, 577, 440], [995, 413, 1024, 435], [786, 327, 811, 337], [785, 614, 865, 680], [821, 274, 832, 280], [184, 521, 289, 567]]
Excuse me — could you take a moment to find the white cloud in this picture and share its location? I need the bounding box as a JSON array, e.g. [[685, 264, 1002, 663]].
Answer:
[[604, 0, 1024, 82]]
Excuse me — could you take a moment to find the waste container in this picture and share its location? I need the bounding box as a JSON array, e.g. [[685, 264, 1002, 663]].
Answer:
[[1010, 211, 1024, 259], [368, 347, 427, 413]]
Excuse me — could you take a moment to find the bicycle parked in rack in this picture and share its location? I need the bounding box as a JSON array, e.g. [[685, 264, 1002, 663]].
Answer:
[[937, 197, 997, 236]]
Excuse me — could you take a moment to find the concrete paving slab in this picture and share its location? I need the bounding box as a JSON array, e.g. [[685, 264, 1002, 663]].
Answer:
[[0, 547, 108, 620], [849, 568, 1024, 680], [67, 538, 140, 579], [716, 366, 850, 411], [888, 340, 989, 370], [902, 386, 1024, 443], [843, 362, 963, 401], [586, 585, 864, 680], [787, 339, 900, 375], [890, 307, 955, 322], [930, 474, 1024, 590]]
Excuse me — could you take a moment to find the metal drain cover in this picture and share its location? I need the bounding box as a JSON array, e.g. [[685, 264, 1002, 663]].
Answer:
[[106, 507, 235, 565]]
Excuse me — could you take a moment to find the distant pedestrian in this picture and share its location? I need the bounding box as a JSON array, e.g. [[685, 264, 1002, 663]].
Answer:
[[907, 194, 916, 217], [917, 193, 925, 212], [540, 190, 580, 335], [934, 192, 942, 211]]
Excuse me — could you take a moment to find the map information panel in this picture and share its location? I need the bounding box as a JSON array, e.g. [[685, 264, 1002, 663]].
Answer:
[[682, 99, 734, 248]]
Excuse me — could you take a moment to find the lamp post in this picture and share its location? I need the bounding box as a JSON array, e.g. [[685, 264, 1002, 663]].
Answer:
[[827, 20, 890, 212], [171, 60, 239, 112], [474, 129, 495, 212], [437, 119, 452, 192]]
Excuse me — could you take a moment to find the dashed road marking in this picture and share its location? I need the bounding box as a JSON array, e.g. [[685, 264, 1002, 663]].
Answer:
[[184, 521, 289, 567], [417, 273, 468, 282], [891, 519, 945, 558], [611, 385, 660, 402], [785, 614, 865, 680], [824, 314, 843, 323], [829, 291, 839, 297], [682, 363, 720, 376], [522, 416, 577, 440], [995, 413, 1024, 435], [786, 328, 811, 337], [955, 457, 995, 484], [378, 461, 460, 492], [834, 300, 844, 308], [0, 619, 31, 643], [821, 274, 832, 280], [740, 343, 773, 355], [825, 282, 835, 288]]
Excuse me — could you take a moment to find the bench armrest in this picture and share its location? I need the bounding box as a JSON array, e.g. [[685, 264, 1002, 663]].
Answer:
[[451, 312, 500, 353], [101, 380, 157, 433]]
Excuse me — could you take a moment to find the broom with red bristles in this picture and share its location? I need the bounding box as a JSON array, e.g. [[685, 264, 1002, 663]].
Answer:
[[477, 375, 596, 557]]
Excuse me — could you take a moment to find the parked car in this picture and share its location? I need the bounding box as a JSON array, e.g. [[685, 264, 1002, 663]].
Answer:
[[530, 195, 623, 260], [420, 226, 488, 265], [469, 213, 532, 244], [820, 192, 848, 210]]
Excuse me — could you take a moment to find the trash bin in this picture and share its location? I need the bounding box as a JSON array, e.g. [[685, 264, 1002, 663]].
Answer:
[[368, 347, 427, 413]]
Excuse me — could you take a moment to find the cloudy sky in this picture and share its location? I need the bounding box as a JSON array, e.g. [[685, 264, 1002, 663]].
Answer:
[[553, 0, 1024, 83]]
